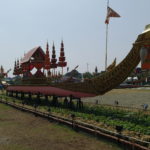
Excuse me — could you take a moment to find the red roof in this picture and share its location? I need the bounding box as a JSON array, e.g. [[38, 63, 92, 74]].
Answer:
[[7, 86, 95, 98], [21, 46, 45, 64]]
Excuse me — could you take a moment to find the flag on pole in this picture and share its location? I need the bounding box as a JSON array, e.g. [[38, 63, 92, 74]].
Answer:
[[105, 6, 120, 24]]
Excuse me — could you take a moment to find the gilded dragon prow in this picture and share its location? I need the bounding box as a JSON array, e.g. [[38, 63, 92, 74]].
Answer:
[[55, 25, 150, 95]]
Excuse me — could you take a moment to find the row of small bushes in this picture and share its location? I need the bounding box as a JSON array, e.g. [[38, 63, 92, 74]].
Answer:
[[0, 93, 150, 136]]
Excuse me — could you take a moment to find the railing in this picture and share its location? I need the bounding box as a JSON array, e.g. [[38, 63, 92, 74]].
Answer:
[[0, 98, 149, 150]]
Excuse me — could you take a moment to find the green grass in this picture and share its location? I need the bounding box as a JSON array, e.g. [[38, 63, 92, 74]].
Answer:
[[0, 103, 122, 150], [0, 92, 150, 141]]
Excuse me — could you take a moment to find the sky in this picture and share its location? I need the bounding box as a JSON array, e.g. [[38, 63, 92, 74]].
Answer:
[[0, 0, 150, 76]]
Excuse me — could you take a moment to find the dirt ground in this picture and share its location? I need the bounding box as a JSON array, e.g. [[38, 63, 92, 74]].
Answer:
[[83, 88, 150, 109], [0, 103, 122, 150]]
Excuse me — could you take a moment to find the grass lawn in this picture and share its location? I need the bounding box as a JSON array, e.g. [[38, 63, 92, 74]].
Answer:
[[0, 103, 122, 150], [0, 92, 149, 141]]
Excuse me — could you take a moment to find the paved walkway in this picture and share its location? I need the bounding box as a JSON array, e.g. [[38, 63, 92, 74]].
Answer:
[[82, 88, 150, 110]]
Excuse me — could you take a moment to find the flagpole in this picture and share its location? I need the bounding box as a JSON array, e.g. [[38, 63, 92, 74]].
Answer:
[[107, 0, 109, 6], [105, 24, 108, 70], [105, 0, 109, 71]]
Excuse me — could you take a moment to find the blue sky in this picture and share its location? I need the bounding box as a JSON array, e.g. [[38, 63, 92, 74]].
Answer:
[[0, 0, 150, 76]]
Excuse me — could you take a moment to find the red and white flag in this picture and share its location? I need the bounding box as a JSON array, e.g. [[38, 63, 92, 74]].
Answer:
[[105, 6, 120, 24]]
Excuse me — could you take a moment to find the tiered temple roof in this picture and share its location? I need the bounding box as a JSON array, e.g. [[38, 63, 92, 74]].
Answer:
[[13, 41, 67, 79]]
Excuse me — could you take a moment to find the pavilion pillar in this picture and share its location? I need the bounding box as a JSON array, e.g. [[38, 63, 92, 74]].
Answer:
[[36, 92, 41, 105], [52, 95, 58, 107], [77, 98, 83, 110], [28, 92, 32, 100], [63, 97, 69, 108], [21, 92, 24, 100], [45, 95, 49, 104], [69, 95, 74, 109], [15, 91, 18, 98], [11, 91, 14, 97]]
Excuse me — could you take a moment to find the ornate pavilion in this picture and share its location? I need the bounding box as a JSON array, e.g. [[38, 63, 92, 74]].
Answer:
[[13, 41, 67, 83]]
